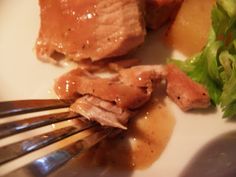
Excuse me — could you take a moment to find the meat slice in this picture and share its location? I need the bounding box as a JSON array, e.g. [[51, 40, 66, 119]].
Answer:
[[36, 0, 146, 62], [145, 0, 183, 29], [56, 64, 210, 128], [55, 65, 166, 109], [55, 68, 150, 109], [166, 64, 210, 111], [70, 95, 131, 129], [55, 64, 166, 128]]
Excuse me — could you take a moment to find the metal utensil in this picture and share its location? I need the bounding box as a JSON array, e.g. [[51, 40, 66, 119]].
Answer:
[[0, 99, 111, 177]]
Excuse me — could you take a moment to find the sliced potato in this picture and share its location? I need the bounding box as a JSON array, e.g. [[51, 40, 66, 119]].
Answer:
[[166, 0, 215, 56]]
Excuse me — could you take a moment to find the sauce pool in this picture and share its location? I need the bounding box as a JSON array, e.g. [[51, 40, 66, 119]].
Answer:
[[77, 84, 175, 171]]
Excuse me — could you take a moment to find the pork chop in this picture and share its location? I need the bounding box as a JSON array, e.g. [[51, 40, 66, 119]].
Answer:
[[36, 0, 146, 62]]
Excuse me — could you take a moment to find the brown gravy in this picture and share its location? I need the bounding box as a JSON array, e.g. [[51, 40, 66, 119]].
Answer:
[[78, 84, 175, 170]]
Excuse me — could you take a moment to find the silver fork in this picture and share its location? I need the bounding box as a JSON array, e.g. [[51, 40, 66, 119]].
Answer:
[[0, 99, 111, 177]]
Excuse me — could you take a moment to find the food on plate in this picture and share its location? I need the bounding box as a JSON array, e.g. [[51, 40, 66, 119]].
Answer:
[[76, 86, 175, 170], [49, 84, 175, 173], [146, 0, 183, 29], [170, 0, 236, 117], [166, 64, 210, 111], [35, 0, 185, 64], [70, 95, 132, 129], [166, 0, 215, 56], [34, 0, 222, 170], [36, 0, 214, 125], [55, 64, 210, 128], [36, 0, 146, 62], [55, 65, 167, 128], [55, 65, 166, 107]]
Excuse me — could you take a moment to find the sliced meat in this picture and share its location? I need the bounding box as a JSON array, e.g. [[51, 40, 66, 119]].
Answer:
[[36, 0, 146, 62], [145, 0, 183, 29], [166, 64, 210, 111], [56, 63, 210, 129], [75, 78, 149, 109], [55, 64, 166, 128], [70, 95, 131, 129], [55, 65, 166, 109], [55, 68, 149, 109]]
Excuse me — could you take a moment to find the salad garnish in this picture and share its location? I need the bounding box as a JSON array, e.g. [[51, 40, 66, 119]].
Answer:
[[170, 0, 236, 117]]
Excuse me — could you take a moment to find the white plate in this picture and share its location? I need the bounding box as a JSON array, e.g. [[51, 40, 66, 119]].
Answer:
[[1, 1, 236, 177]]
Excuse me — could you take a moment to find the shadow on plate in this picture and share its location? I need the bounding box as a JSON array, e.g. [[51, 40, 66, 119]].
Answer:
[[225, 116, 236, 123], [132, 28, 175, 65], [186, 105, 217, 116], [180, 130, 236, 177], [48, 138, 134, 177]]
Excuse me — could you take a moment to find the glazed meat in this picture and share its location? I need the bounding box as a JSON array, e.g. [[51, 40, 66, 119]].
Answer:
[[146, 0, 183, 29], [54, 68, 150, 109], [36, 0, 146, 62], [55, 65, 166, 109], [55, 65, 166, 128], [166, 64, 210, 111], [55, 64, 211, 128]]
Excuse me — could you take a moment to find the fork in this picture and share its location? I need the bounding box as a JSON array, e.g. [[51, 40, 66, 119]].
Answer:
[[0, 99, 111, 177]]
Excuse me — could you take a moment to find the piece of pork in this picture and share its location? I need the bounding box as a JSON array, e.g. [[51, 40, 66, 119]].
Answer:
[[36, 0, 146, 62], [55, 68, 150, 109], [70, 95, 132, 129], [145, 0, 183, 29], [56, 64, 210, 128], [55, 65, 166, 109], [166, 64, 210, 111], [55, 65, 166, 128]]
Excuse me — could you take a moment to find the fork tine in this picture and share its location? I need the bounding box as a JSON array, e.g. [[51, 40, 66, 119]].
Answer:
[[0, 99, 112, 176], [0, 112, 82, 139], [0, 124, 95, 165], [0, 100, 72, 118], [0, 129, 111, 177]]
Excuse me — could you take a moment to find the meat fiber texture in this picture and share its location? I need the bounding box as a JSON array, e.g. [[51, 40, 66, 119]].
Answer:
[[55, 65, 167, 129], [36, 0, 146, 62], [55, 64, 211, 128]]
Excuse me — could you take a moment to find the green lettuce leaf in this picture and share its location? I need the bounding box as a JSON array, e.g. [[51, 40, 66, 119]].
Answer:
[[169, 0, 236, 117], [221, 60, 236, 107], [222, 102, 236, 118]]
